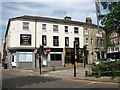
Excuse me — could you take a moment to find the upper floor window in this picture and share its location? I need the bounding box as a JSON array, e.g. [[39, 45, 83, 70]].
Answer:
[[53, 25, 58, 32], [42, 35, 47, 46], [111, 47, 114, 51], [74, 27, 79, 34], [65, 26, 68, 33], [23, 22, 29, 30], [75, 37, 79, 46], [84, 28, 88, 35], [65, 37, 69, 46], [53, 36, 59, 46], [115, 47, 119, 51], [91, 38, 93, 45], [42, 24, 46, 31], [86, 38, 88, 44]]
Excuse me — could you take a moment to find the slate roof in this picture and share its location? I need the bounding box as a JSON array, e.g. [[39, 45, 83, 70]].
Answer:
[[5, 15, 102, 37]]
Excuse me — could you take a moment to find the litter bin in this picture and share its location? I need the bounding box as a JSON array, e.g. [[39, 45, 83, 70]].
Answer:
[[4, 62, 8, 69]]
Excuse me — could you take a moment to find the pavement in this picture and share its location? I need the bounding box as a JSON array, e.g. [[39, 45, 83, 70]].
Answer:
[[0, 64, 2, 90], [2, 64, 120, 83]]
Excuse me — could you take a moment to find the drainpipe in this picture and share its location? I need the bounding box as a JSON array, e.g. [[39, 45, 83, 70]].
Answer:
[[35, 20, 37, 68]]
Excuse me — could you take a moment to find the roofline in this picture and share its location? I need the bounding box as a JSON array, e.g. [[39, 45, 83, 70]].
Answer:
[[5, 15, 103, 38]]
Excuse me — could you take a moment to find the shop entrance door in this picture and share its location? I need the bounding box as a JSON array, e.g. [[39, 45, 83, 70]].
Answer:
[[12, 55, 16, 67]]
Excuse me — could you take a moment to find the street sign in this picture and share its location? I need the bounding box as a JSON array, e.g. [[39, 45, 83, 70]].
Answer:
[[34, 49, 37, 54], [46, 47, 51, 52], [96, 33, 102, 37]]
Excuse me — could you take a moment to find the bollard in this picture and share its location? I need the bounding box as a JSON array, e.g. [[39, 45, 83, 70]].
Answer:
[[85, 71, 88, 77], [52, 66, 55, 71]]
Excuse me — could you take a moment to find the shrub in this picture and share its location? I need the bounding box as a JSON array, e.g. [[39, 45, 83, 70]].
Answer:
[[91, 61, 120, 77]]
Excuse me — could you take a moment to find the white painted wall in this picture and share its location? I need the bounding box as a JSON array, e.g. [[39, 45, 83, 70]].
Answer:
[[6, 20, 84, 49], [37, 22, 84, 48]]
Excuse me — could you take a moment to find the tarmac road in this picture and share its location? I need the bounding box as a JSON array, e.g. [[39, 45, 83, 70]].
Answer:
[[2, 66, 119, 89], [21, 79, 119, 88], [2, 76, 62, 88]]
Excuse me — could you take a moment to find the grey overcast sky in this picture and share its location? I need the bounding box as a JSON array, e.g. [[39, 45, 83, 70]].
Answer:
[[1, 0, 104, 51]]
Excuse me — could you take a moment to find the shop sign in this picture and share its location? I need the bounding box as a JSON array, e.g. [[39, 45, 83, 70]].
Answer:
[[20, 34, 31, 45]]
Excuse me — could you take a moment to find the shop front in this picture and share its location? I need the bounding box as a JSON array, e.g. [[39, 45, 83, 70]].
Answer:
[[44, 48, 64, 67], [64, 48, 83, 66], [7, 48, 34, 68]]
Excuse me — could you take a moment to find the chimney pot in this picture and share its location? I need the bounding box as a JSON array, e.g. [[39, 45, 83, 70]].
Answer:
[[64, 16, 71, 20], [86, 17, 92, 24]]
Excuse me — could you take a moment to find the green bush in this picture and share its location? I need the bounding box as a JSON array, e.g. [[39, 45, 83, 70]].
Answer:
[[91, 61, 120, 77]]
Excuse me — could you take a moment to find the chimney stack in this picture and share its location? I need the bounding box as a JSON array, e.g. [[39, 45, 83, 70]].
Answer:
[[64, 16, 71, 21], [86, 17, 92, 24]]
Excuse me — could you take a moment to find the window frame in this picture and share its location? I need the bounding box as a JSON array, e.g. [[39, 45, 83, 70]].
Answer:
[[42, 24, 46, 31], [86, 38, 88, 44], [53, 25, 58, 32], [42, 35, 47, 46], [91, 38, 93, 45], [53, 36, 59, 46], [75, 37, 80, 46], [65, 26, 68, 33], [19, 52, 32, 62], [23, 22, 29, 30], [50, 54, 62, 61], [74, 27, 79, 34], [65, 37, 69, 46]]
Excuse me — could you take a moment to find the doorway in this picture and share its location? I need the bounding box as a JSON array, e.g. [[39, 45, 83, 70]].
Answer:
[[11, 54, 16, 68]]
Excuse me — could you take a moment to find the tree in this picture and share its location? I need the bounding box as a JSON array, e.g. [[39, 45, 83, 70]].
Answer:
[[99, 2, 120, 47]]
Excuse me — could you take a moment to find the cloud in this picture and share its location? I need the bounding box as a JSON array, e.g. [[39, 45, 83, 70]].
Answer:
[[2, 0, 95, 2], [1, 1, 97, 38], [1, 0, 98, 51]]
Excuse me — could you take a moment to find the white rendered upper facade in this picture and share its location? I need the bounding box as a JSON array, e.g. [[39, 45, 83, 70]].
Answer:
[[6, 16, 84, 49]]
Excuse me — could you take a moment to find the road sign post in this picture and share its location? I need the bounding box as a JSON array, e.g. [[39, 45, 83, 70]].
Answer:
[[74, 41, 76, 77], [83, 45, 87, 68], [38, 45, 42, 74], [39, 54, 42, 74], [34, 49, 37, 68]]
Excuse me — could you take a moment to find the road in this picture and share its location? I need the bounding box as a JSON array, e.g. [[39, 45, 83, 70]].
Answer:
[[2, 66, 119, 89]]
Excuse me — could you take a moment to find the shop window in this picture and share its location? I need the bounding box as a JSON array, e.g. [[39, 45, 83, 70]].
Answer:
[[19, 52, 32, 62], [50, 54, 62, 61]]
